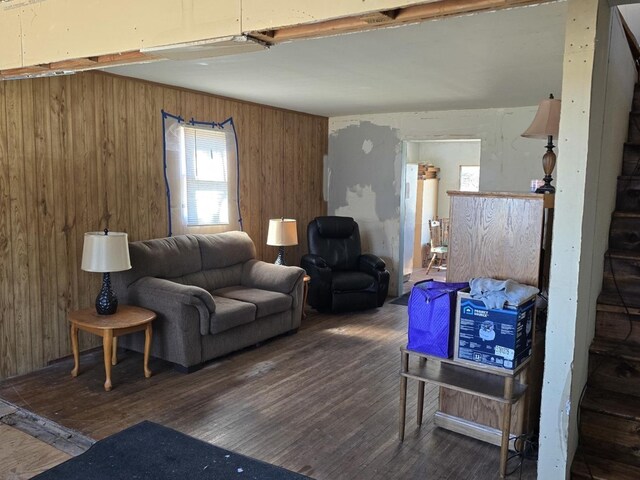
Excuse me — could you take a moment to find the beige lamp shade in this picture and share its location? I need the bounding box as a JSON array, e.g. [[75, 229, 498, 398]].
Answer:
[[266, 218, 298, 246], [81, 231, 132, 273], [522, 95, 561, 139]]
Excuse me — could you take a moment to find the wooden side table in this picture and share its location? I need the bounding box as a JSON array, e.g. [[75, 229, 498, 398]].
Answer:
[[68, 305, 157, 391], [398, 347, 528, 478]]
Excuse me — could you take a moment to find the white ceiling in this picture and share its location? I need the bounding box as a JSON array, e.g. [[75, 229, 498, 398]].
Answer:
[[104, 1, 568, 117]]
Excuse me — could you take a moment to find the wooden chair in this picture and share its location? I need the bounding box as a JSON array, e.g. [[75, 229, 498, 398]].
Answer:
[[427, 219, 449, 272]]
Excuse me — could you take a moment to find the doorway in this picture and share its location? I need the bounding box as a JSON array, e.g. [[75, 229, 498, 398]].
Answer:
[[399, 139, 481, 294]]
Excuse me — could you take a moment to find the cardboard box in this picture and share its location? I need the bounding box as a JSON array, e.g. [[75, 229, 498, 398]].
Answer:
[[454, 291, 535, 372]]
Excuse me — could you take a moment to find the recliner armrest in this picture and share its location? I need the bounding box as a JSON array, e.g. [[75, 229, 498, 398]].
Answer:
[[359, 254, 386, 275], [301, 253, 329, 269], [129, 276, 216, 335]]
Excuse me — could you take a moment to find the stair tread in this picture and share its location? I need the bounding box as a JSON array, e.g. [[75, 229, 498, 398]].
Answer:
[[605, 249, 640, 260], [581, 387, 640, 421], [597, 303, 640, 316], [572, 448, 640, 480], [598, 292, 640, 309], [612, 211, 640, 218], [591, 337, 640, 361]]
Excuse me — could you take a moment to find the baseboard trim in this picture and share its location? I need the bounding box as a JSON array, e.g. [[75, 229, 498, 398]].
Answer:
[[434, 411, 517, 451]]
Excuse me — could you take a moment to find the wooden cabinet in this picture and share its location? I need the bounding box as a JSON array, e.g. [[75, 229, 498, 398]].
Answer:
[[440, 191, 552, 446]]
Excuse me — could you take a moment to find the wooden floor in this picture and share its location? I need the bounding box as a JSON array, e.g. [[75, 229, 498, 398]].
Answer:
[[0, 298, 536, 480]]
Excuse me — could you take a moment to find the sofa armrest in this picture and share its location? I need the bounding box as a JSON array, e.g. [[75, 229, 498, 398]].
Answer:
[[129, 276, 216, 335], [241, 259, 305, 294]]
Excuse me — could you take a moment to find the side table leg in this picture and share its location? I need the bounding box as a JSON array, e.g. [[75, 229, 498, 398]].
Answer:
[[143, 322, 152, 378], [499, 377, 515, 478], [302, 277, 310, 321], [112, 337, 118, 366], [398, 350, 409, 441], [103, 330, 113, 392], [70, 324, 79, 377], [417, 381, 425, 426]]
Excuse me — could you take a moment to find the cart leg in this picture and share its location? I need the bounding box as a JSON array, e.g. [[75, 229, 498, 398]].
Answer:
[[499, 377, 514, 478], [398, 351, 409, 441], [417, 381, 425, 425]]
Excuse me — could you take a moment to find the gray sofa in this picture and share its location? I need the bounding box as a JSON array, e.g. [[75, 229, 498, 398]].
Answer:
[[112, 231, 305, 371]]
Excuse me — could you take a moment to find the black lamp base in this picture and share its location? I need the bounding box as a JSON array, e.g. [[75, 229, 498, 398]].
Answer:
[[95, 272, 118, 315], [274, 246, 287, 266], [535, 175, 556, 194]]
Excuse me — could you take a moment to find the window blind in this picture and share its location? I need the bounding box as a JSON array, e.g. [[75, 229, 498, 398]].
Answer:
[[183, 127, 229, 226]]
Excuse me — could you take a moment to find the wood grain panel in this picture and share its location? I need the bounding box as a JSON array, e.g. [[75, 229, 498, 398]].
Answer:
[[20, 80, 43, 371], [6, 80, 31, 376], [446, 193, 543, 286], [443, 191, 546, 439], [0, 71, 327, 380], [0, 81, 16, 379]]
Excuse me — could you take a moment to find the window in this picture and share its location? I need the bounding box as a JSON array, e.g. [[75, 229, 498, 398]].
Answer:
[[459, 165, 480, 192], [162, 111, 239, 236], [183, 126, 229, 226]]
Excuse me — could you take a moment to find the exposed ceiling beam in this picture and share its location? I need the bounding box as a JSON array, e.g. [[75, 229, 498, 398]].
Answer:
[[0, 51, 157, 80], [248, 0, 558, 44], [0, 0, 557, 80]]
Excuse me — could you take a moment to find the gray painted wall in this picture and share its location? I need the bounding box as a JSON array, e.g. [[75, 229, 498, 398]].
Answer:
[[328, 107, 543, 294]]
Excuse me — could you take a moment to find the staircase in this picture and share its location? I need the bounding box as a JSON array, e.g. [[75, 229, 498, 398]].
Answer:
[[571, 84, 640, 479]]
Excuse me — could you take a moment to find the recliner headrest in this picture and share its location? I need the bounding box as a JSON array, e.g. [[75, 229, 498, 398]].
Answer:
[[314, 216, 356, 239]]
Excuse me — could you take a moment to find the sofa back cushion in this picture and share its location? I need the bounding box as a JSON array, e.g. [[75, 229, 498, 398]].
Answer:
[[114, 231, 256, 291], [117, 235, 202, 288], [196, 231, 256, 269]]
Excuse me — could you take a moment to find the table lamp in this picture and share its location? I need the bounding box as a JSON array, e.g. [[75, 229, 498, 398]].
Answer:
[[266, 218, 298, 265], [81, 229, 132, 315], [521, 94, 561, 194]]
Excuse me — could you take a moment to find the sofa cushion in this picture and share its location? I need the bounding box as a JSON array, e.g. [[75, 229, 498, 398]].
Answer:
[[210, 295, 256, 334], [213, 286, 292, 319]]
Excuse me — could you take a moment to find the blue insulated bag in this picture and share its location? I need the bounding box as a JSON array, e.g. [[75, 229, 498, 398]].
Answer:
[[407, 280, 469, 358]]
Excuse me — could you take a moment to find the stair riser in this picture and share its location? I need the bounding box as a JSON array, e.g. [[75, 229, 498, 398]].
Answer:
[[629, 115, 640, 143], [616, 179, 640, 211], [623, 161, 640, 176], [596, 310, 640, 344], [588, 353, 640, 398], [609, 217, 640, 251], [631, 86, 640, 112], [580, 410, 640, 459], [602, 256, 640, 299], [622, 142, 640, 175]]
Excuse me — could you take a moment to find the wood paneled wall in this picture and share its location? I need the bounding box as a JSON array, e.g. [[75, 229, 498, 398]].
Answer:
[[0, 71, 327, 380]]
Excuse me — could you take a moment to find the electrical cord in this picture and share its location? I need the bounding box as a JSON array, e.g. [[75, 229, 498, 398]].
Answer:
[[606, 252, 634, 342], [505, 433, 538, 478]]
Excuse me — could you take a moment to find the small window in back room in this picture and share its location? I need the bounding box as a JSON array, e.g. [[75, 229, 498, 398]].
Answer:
[[459, 165, 480, 192]]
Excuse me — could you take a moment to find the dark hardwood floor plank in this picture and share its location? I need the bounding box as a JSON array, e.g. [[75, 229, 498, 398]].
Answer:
[[0, 304, 536, 479]]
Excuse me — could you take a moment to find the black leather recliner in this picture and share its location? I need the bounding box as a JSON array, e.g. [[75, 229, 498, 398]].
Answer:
[[301, 216, 390, 313]]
